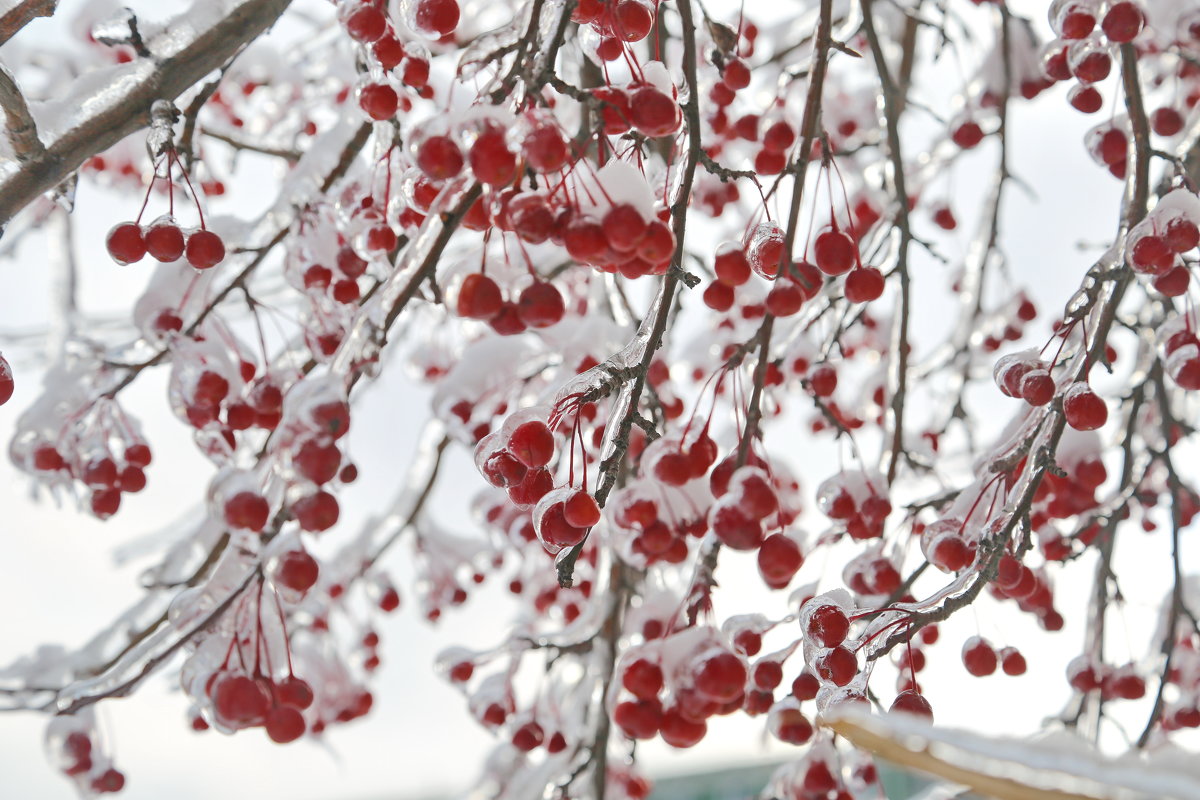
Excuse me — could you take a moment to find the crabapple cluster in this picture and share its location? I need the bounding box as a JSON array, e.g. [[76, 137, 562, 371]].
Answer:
[[9, 391, 152, 520], [104, 151, 226, 270], [815, 471, 893, 541], [46, 714, 125, 796]]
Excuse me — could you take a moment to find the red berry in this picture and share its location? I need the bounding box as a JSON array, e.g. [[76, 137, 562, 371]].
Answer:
[[186, 229, 225, 269], [106, 222, 146, 265], [1154, 266, 1190, 298], [762, 120, 796, 152], [757, 533, 803, 588], [1101, 1, 1143, 43], [815, 646, 858, 686], [457, 273, 503, 320], [1152, 108, 1184, 137], [791, 670, 820, 700], [809, 365, 837, 397], [844, 266, 884, 302], [414, 0, 460, 36], [766, 280, 805, 317], [637, 220, 676, 266], [630, 85, 681, 138], [373, 35, 405, 69], [622, 658, 664, 700], [416, 135, 464, 180], [660, 709, 707, 748], [932, 205, 957, 230], [1165, 217, 1200, 253], [1131, 235, 1174, 275], [214, 674, 271, 726], [1058, 5, 1095, 39], [523, 125, 569, 173], [951, 120, 984, 149], [145, 218, 186, 262], [1063, 383, 1107, 431], [295, 440, 341, 484], [563, 490, 601, 527], [714, 244, 751, 286], [508, 420, 554, 468], [224, 491, 270, 531], [890, 690, 933, 720], [344, 5, 386, 42], [512, 721, 544, 751], [125, 443, 152, 467], [723, 58, 751, 90], [265, 705, 306, 743], [0, 356, 13, 406], [292, 491, 339, 532], [703, 281, 735, 311], [613, 0, 654, 42], [469, 127, 517, 186], [91, 488, 121, 519], [517, 282, 565, 328], [276, 676, 314, 709], [1000, 647, 1027, 676], [1020, 369, 1055, 406], [603, 204, 648, 253], [359, 83, 398, 120], [91, 768, 125, 794], [813, 229, 856, 276], [693, 651, 748, 702], [807, 604, 850, 647], [962, 637, 998, 677], [1068, 84, 1103, 114], [614, 698, 662, 739]]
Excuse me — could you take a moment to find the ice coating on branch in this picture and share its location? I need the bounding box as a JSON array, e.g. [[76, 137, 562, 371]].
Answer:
[[825, 702, 1200, 799]]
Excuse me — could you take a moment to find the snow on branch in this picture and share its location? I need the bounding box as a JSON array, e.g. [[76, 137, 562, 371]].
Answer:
[[0, 0, 292, 229]]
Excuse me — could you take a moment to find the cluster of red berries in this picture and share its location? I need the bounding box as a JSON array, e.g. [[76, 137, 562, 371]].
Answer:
[[990, 554, 1065, 632], [573, 0, 656, 57], [1043, 1, 1144, 114], [800, 599, 864, 689], [994, 350, 1058, 407], [708, 463, 796, 551], [28, 433, 150, 521], [1161, 316, 1200, 391], [339, 0, 456, 117], [106, 217, 225, 269], [456, 274, 566, 334], [53, 729, 125, 795], [816, 471, 893, 541], [1032, 439, 1107, 524], [960, 636, 1028, 678], [613, 630, 751, 749], [842, 549, 903, 598], [1126, 190, 1199, 296], [1067, 655, 1147, 700], [593, 74, 684, 139], [475, 413, 558, 507], [206, 671, 315, 744], [219, 395, 351, 534], [610, 488, 705, 566]]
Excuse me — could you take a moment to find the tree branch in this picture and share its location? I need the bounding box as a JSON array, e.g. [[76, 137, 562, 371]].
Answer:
[[0, 62, 42, 161], [0, 0, 294, 229], [0, 0, 57, 49]]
